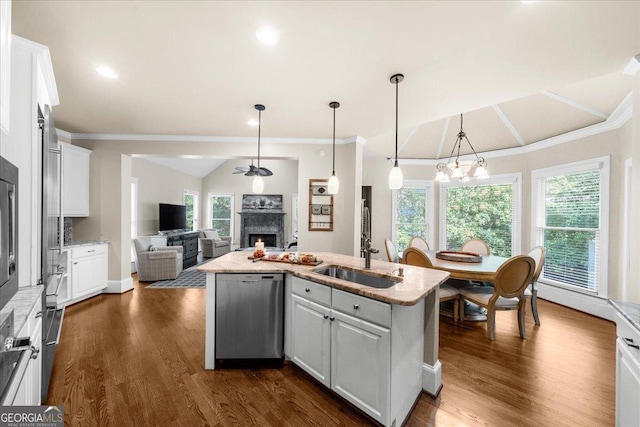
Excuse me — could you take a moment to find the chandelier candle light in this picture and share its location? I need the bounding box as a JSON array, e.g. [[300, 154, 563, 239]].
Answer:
[[328, 101, 340, 195], [252, 104, 266, 194], [435, 113, 489, 183], [389, 74, 404, 190]]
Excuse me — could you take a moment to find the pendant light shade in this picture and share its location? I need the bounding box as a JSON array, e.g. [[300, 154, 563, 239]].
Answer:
[[328, 101, 340, 195], [389, 74, 404, 190], [253, 104, 266, 194]]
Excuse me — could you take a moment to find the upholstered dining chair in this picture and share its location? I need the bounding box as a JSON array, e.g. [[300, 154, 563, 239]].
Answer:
[[384, 239, 400, 263], [459, 255, 535, 340], [409, 236, 430, 253], [461, 238, 491, 255], [523, 246, 546, 326], [402, 247, 461, 321]]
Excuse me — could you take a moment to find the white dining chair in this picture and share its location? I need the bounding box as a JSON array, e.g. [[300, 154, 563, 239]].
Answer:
[[524, 246, 546, 326], [409, 236, 430, 253], [461, 238, 490, 255]]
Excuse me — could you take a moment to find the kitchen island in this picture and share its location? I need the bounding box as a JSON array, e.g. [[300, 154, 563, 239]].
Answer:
[[198, 251, 449, 426]]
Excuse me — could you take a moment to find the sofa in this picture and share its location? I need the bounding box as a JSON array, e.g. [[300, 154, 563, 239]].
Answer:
[[199, 229, 232, 258], [133, 236, 183, 281]]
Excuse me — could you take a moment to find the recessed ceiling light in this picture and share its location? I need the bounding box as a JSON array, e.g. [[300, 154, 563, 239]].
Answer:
[[247, 119, 259, 127], [256, 26, 279, 45], [96, 66, 118, 79]]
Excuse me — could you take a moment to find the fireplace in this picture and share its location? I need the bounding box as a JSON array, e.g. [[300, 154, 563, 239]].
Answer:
[[250, 234, 277, 247]]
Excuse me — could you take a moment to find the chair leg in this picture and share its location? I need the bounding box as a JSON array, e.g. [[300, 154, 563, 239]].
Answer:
[[453, 297, 459, 322], [486, 307, 496, 340], [518, 297, 526, 339], [531, 288, 540, 326]]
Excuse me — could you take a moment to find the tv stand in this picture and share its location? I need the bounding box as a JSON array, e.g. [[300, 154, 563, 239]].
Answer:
[[165, 230, 199, 269]]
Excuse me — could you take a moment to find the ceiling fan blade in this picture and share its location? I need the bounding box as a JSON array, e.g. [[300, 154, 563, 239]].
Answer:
[[258, 167, 273, 176], [233, 166, 249, 174]]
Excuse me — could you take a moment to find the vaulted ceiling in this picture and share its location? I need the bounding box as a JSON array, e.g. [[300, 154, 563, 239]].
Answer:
[[11, 1, 640, 164]]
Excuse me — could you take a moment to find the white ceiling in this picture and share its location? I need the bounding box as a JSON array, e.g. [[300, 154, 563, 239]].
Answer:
[[138, 156, 227, 179], [11, 1, 640, 162]]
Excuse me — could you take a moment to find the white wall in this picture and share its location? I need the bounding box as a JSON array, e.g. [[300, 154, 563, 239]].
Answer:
[[131, 157, 203, 236], [201, 159, 298, 246]]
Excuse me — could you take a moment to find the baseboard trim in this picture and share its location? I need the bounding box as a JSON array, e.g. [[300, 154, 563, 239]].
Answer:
[[537, 283, 615, 321], [422, 360, 442, 397], [104, 277, 134, 294]]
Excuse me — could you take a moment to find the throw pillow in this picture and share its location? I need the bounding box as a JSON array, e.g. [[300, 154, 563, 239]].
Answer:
[[148, 244, 158, 252], [204, 230, 221, 240]]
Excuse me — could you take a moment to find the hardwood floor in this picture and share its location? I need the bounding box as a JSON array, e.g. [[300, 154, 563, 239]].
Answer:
[[45, 276, 616, 426]]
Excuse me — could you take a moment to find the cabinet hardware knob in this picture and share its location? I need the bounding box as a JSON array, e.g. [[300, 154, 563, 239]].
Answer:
[[323, 315, 329, 319], [624, 337, 640, 349], [330, 317, 335, 321], [87, 249, 95, 253], [74, 262, 78, 265], [305, 288, 310, 292], [353, 304, 359, 310]]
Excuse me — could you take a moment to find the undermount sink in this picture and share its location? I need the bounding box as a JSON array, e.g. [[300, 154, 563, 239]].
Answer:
[[313, 266, 400, 289]]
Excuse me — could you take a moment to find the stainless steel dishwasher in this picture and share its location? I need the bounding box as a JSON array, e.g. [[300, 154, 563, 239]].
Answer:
[[215, 273, 284, 361]]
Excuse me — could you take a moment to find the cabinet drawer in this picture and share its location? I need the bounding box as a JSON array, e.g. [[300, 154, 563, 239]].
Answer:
[[332, 288, 391, 328], [292, 278, 331, 307], [71, 244, 107, 259], [617, 313, 640, 360]]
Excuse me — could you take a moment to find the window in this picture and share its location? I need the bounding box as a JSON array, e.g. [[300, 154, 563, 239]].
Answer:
[[439, 174, 521, 257], [392, 181, 434, 253], [184, 189, 199, 231], [209, 193, 234, 238], [531, 157, 609, 296]]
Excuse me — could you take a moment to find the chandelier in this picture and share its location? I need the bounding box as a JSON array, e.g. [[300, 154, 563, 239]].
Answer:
[[435, 114, 489, 183]]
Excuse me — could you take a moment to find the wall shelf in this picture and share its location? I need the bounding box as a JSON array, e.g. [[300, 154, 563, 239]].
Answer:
[[308, 179, 333, 232]]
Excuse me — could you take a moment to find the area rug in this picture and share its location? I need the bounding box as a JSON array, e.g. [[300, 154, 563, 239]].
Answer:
[[147, 263, 208, 289]]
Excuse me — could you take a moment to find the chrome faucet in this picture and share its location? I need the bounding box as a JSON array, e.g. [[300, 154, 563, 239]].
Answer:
[[364, 238, 379, 269]]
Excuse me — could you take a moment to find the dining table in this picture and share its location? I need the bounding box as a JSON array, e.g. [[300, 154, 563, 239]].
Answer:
[[425, 250, 510, 321]]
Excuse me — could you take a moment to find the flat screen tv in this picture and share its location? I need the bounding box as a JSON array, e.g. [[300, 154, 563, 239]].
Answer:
[[159, 203, 187, 231]]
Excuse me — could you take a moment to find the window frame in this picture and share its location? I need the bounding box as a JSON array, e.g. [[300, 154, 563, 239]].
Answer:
[[208, 193, 235, 241], [530, 156, 610, 298], [291, 193, 298, 241], [438, 173, 522, 255], [391, 180, 435, 253], [183, 188, 199, 231]]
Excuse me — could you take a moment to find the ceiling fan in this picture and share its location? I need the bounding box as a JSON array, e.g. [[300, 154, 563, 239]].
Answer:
[[232, 160, 273, 176]]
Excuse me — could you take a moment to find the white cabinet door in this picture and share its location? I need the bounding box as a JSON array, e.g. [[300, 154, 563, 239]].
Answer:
[[331, 309, 390, 425], [291, 294, 331, 388], [62, 143, 91, 217], [71, 250, 107, 298], [616, 337, 640, 427], [0, 0, 11, 134]]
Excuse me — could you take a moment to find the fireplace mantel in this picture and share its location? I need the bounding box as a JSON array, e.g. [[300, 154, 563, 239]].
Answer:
[[238, 211, 286, 249]]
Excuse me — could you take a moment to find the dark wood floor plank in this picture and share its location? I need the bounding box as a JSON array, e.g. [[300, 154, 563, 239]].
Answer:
[[45, 274, 616, 426]]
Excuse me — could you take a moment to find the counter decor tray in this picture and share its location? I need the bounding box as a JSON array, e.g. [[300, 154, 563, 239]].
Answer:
[[435, 251, 482, 263], [248, 252, 324, 266]]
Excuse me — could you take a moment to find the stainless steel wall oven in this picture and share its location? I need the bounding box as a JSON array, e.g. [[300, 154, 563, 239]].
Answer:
[[0, 155, 18, 311]]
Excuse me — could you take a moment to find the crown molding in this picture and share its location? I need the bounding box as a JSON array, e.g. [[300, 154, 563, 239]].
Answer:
[[62, 131, 363, 146], [392, 91, 632, 166], [12, 35, 59, 106]]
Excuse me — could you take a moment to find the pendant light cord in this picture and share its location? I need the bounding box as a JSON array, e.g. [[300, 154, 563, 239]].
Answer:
[[332, 106, 336, 175], [257, 109, 261, 170], [394, 79, 399, 167]]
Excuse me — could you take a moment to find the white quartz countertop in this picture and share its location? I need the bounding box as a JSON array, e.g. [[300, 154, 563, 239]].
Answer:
[[610, 299, 640, 332], [0, 286, 43, 337], [198, 251, 450, 306], [64, 240, 109, 249]]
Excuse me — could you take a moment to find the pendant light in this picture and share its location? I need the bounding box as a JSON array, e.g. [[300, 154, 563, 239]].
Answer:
[[252, 104, 266, 194], [328, 101, 340, 195], [389, 74, 404, 190], [434, 113, 489, 183]]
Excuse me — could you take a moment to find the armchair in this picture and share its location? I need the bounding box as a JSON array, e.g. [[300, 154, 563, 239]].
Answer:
[[199, 229, 231, 258], [133, 236, 183, 281]]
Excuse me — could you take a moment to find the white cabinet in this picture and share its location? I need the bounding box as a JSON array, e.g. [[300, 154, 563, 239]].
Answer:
[[291, 294, 331, 387], [290, 277, 423, 427], [615, 313, 640, 427], [62, 142, 91, 217], [13, 294, 43, 406], [70, 244, 108, 299]]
